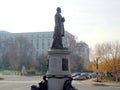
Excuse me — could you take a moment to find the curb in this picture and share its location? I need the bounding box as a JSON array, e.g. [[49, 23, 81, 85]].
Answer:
[[81, 79, 120, 87]]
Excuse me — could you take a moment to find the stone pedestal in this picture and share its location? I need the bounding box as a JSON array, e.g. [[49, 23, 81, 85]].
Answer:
[[46, 49, 71, 90]]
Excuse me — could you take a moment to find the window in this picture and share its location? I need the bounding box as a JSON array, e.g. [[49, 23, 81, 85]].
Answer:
[[42, 39, 44, 49]]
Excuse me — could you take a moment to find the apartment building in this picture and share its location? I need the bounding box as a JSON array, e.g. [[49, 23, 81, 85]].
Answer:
[[0, 31, 75, 57], [73, 41, 90, 67]]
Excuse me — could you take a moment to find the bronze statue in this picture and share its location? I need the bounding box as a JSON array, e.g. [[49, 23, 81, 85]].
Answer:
[[51, 7, 65, 49]]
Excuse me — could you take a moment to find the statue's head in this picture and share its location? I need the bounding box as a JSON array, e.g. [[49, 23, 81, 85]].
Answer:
[[56, 7, 61, 13]]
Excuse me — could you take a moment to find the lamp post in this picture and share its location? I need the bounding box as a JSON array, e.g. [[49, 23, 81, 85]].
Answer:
[[96, 57, 99, 82]]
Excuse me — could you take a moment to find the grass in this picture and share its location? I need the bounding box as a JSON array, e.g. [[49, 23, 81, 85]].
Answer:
[[0, 69, 21, 75], [0, 69, 45, 75]]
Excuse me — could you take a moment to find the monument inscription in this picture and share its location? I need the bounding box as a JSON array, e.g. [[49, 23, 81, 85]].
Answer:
[[62, 58, 68, 71]]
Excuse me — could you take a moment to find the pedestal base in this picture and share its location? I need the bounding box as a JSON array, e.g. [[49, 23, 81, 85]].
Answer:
[[47, 77, 67, 90], [47, 49, 71, 90]]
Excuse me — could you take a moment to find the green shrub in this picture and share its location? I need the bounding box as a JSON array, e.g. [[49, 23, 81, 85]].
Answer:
[[26, 68, 36, 74]]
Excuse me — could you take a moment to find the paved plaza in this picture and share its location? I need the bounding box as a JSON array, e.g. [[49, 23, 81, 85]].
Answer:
[[0, 75, 120, 90]]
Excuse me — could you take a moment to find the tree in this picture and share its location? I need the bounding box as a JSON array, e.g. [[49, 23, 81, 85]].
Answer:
[[87, 61, 96, 72], [0, 36, 35, 69], [36, 54, 48, 73], [93, 41, 120, 81], [70, 53, 84, 72], [1, 53, 10, 69], [8, 36, 35, 69], [0, 39, 10, 69]]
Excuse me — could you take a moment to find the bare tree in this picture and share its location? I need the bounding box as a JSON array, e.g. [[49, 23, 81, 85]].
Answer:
[[94, 41, 120, 82], [8, 36, 35, 69]]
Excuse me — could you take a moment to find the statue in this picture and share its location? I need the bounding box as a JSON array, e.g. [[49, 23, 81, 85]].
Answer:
[[51, 7, 65, 49]]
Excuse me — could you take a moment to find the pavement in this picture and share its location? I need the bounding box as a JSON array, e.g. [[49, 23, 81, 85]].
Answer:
[[0, 75, 120, 90], [80, 78, 120, 87]]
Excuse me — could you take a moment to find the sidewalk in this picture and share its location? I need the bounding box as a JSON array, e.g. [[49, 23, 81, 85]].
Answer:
[[81, 78, 120, 87]]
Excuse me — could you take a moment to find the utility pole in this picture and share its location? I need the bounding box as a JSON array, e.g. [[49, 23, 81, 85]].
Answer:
[[96, 58, 99, 82]]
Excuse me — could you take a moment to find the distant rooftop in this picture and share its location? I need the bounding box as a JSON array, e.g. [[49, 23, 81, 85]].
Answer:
[[0, 30, 11, 33]]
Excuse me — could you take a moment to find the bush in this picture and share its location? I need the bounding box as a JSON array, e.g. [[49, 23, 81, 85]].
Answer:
[[26, 68, 36, 75]]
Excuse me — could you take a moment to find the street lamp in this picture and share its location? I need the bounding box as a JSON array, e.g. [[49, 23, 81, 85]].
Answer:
[[96, 57, 99, 82]]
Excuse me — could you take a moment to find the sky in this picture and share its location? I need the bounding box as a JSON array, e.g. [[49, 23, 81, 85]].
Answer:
[[0, 0, 120, 48]]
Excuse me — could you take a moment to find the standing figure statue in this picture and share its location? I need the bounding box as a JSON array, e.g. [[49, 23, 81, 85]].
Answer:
[[51, 7, 65, 49]]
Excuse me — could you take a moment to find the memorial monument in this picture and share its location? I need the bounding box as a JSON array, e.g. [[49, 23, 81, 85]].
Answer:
[[46, 7, 72, 90], [31, 7, 77, 90]]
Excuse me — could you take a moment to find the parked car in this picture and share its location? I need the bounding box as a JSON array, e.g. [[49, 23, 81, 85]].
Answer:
[[72, 72, 81, 77], [90, 73, 97, 78], [72, 74, 87, 80]]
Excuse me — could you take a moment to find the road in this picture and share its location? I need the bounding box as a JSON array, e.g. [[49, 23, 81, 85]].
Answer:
[[73, 80, 120, 90], [0, 75, 120, 90], [0, 75, 40, 90]]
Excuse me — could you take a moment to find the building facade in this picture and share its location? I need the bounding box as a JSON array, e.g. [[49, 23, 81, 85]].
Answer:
[[73, 41, 90, 68], [0, 31, 75, 58], [0, 31, 91, 71]]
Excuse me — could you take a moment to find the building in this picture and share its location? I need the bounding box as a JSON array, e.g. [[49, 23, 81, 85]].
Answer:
[[0, 31, 90, 70], [73, 41, 90, 68], [0, 31, 75, 58]]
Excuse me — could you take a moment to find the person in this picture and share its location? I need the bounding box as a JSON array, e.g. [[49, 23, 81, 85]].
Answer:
[[38, 75, 48, 90], [63, 77, 77, 90], [51, 7, 65, 49]]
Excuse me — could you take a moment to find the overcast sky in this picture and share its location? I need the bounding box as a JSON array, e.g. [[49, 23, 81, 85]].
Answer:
[[0, 0, 120, 48]]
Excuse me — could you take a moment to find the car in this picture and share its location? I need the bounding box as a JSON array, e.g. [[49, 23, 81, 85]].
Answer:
[[72, 75, 80, 80], [72, 72, 81, 77], [72, 74, 87, 80], [72, 72, 81, 80]]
